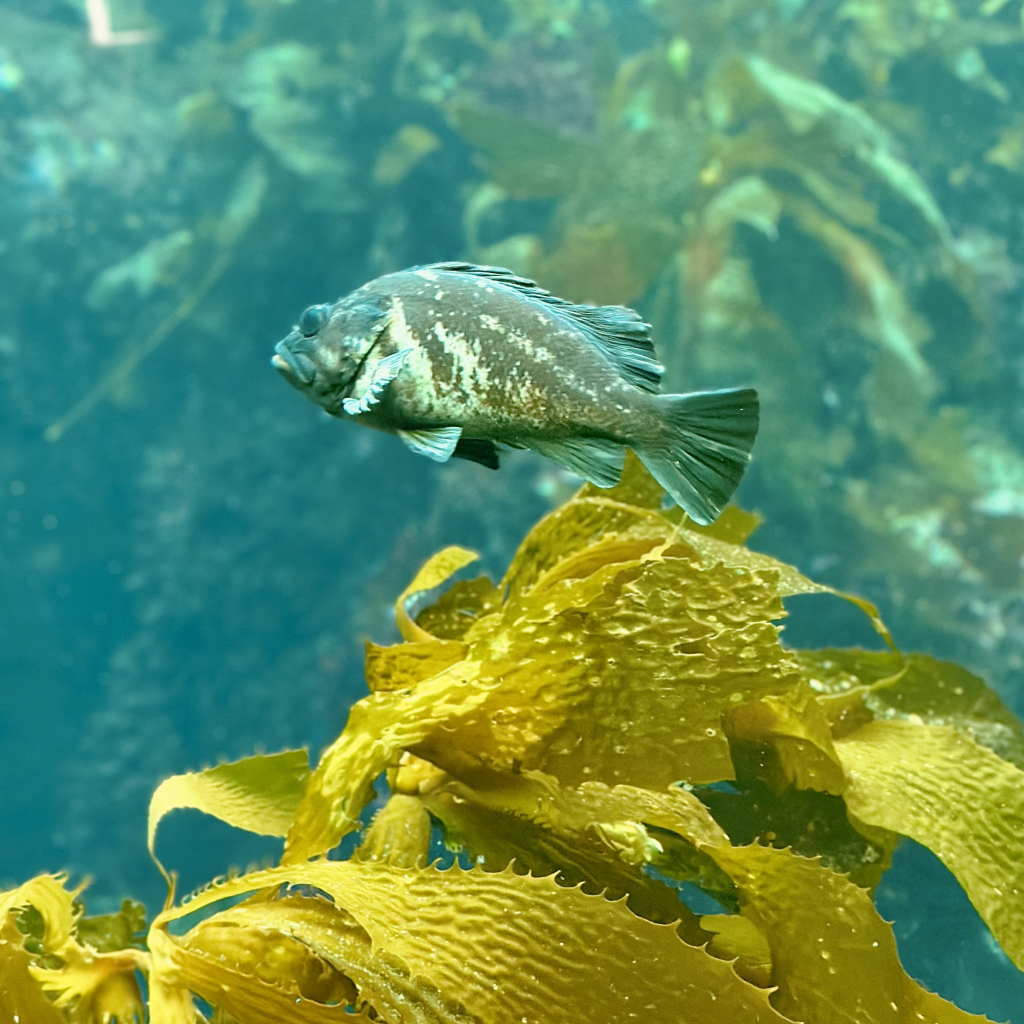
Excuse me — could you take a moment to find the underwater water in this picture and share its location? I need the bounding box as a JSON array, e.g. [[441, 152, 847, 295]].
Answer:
[[1, 0, 1024, 1020]]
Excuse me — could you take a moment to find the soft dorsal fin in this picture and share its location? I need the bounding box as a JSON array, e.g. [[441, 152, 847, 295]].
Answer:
[[424, 262, 663, 394]]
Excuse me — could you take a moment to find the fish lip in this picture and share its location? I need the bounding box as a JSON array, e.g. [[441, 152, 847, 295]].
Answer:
[[272, 338, 316, 387]]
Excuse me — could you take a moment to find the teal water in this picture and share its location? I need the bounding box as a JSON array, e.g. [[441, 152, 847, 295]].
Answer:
[[0, 1, 1022, 1019]]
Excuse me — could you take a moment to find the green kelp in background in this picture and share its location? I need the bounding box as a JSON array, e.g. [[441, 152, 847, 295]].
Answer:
[[443, 0, 1024, 692], [4, 461, 1023, 1022]]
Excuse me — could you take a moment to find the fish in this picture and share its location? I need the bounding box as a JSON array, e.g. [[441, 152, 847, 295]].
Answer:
[[272, 262, 759, 524]]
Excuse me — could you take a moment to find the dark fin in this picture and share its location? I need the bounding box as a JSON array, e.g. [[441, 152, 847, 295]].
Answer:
[[397, 426, 462, 463], [637, 388, 759, 525], [529, 436, 626, 488], [452, 438, 500, 470], [425, 262, 663, 393]]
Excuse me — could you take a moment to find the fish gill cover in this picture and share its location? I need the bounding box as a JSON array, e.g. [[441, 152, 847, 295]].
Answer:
[[3, 458, 1023, 1022]]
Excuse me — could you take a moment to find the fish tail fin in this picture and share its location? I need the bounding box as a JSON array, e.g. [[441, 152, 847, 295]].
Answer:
[[637, 388, 759, 525]]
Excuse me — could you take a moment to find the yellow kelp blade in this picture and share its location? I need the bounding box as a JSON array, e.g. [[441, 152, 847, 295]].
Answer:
[[723, 684, 847, 795], [153, 900, 367, 1024], [284, 658, 487, 861], [155, 861, 789, 1024], [0, 916, 65, 1024], [500, 495, 675, 600], [799, 649, 1024, 765], [710, 843, 993, 1024], [835, 720, 1024, 970], [149, 749, 310, 877], [292, 483, 809, 858], [364, 638, 468, 692], [420, 770, 732, 936], [417, 763, 988, 1024], [497, 553, 802, 788], [701, 912, 774, 988], [1, 874, 147, 1024], [0, 874, 79, 950], [393, 545, 479, 642], [354, 793, 432, 868]]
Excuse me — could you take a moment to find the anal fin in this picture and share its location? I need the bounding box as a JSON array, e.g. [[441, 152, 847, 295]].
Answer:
[[397, 426, 463, 463], [529, 436, 625, 487], [452, 437, 500, 470]]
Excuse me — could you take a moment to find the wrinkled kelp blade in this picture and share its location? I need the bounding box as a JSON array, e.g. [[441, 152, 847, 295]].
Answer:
[[157, 861, 789, 1024], [710, 844, 993, 1024], [364, 638, 468, 692], [531, 555, 801, 787], [421, 769, 733, 934], [836, 720, 1024, 970]]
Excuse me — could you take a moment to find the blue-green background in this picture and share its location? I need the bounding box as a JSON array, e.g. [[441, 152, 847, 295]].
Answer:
[[1, 1, 1022, 1019]]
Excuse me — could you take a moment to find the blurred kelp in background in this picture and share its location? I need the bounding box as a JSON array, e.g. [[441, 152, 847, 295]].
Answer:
[[451, 0, 1024, 683], [0, 0, 1021, 1015]]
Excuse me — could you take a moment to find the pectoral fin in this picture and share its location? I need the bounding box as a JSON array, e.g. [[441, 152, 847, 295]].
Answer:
[[397, 426, 463, 463], [342, 348, 412, 417]]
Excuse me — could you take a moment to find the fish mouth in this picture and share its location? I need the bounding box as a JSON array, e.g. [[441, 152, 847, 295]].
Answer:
[[272, 338, 316, 388]]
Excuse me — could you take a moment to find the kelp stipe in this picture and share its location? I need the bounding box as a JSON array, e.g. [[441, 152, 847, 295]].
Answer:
[[4, 456, 1022, 1022]]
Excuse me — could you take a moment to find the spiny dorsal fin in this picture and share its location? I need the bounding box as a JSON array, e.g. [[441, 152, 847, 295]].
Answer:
[[424, 262, 663, 394]]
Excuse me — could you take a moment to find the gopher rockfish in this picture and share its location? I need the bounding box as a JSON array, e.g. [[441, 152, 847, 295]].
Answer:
[[272, 262, 759, 524]]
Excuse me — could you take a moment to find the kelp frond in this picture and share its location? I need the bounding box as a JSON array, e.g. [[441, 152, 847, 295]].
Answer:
[[5, 457, 1022, 1021]]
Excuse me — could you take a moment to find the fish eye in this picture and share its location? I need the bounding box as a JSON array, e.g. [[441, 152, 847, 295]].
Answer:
[[298, 304, 331, 337]]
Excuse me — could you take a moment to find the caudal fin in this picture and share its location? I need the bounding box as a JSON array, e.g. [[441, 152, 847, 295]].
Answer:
[[637, 388, 759, 525]]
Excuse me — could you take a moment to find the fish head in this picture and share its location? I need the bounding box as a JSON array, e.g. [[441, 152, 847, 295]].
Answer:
[[272, 296, 391, 415]]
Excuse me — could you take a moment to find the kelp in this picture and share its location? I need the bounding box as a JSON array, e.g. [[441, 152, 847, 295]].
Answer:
[[5, 461, 1022, 1022]]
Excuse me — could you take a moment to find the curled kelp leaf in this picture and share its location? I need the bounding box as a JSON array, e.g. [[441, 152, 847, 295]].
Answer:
[[354, 793, 432, 868], [283, 657, 487, 861], [149, 749, 310, 884], [835, 720, 1024, 971], [393, 545, 479, 642], [723, 684, 847, 796]]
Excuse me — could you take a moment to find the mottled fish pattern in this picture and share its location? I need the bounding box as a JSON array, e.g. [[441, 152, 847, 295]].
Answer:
[[272, 263, 759, 523]]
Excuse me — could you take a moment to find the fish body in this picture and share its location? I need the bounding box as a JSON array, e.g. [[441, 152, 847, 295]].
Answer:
[[273, 262, 759, 523]]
